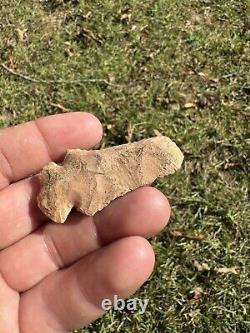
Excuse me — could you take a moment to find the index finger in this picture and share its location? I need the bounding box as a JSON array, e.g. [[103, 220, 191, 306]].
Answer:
[[0, 112, 103, 189]]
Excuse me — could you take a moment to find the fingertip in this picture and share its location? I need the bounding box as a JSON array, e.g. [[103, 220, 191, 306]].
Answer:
[[36, 111, 103, 154], [96, 186, 171, 243], [77, 112, 103, 146], [102, 236, 155, 297], [141, 187, 171, 235]]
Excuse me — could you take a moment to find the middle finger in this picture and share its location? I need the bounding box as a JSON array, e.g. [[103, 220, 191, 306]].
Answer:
[[0, 187, 170, 292]]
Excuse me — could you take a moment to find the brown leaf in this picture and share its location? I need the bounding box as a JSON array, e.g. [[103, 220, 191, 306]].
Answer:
[[153, 129, 163, 137], [121, 12, 132, 23], [214, 267, 239, 275], [184, 102, 196, 109], [198, 72, 219, 84], [170, 228, 185, 237], [16, 28, 27, 42], [65, 47, 75, 57], [190, 287, 203, 303], [193, 260, 210, 272], [50, 103, 73, 113], [77, 27, 103, 45], [170, 228, 204, 241]]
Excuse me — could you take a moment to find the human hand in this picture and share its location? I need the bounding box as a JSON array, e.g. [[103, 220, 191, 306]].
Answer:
[[0, 112, 170, 332]]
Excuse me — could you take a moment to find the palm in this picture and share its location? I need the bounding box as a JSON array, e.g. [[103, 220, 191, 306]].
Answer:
[[0, 113, 170, 333]]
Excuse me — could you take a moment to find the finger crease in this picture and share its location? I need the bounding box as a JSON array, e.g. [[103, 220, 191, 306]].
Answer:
[[42, 231, 65, 269], [0, 148, 14, 184], [34, 120, 53, 161], [93, 214, 106, 247], [76, 257, 104, 312]]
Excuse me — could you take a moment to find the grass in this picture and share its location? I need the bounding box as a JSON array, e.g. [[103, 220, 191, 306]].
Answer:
[[0, 0, 249, 332]]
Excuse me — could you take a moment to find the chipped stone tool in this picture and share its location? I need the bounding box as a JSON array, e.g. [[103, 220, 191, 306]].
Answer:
[[37, 136, 184, 223]]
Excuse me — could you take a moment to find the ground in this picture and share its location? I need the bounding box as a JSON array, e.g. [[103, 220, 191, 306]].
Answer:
[[0, 1, 249, 332]]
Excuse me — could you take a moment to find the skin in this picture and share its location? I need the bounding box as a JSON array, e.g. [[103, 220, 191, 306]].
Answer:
[[0, 112, 171, 333]]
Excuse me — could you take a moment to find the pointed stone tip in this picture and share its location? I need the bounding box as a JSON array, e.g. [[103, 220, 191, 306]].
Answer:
[[151, 136, 184, 170]]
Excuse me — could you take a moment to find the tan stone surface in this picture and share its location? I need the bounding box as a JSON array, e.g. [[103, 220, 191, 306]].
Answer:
[[37, 136, 184, 223]]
